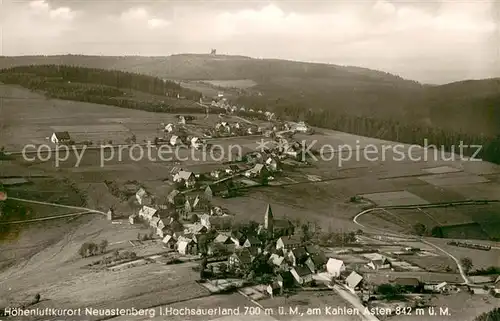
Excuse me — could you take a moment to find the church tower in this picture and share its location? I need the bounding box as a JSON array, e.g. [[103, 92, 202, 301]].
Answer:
[[264, 204, 274, 232]]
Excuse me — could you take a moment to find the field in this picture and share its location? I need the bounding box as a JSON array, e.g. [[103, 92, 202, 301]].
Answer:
[[392, 292, 500, 321], [201, 79, 257, 89]]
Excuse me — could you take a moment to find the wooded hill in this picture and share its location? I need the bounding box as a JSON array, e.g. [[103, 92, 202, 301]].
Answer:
[[0, 64, 203, 114], [1, 54, 498, 136], [1, 61, 499, 165]]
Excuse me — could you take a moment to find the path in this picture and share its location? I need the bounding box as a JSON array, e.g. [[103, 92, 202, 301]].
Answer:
[[0, 197, 107, 225], [0, 210, 93, 225]]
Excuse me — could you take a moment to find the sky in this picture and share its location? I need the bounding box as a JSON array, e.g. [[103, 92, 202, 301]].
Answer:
[[1, 0, 499, 84]]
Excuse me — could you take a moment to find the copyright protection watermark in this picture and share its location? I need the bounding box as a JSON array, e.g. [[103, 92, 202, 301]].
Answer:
[[20, 138, 483, 168], [20, 142, 244, 167]]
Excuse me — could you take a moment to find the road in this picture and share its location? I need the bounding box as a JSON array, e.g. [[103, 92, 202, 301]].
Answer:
[[349, 202, 500, 285], [332, 284, 380, 321], [0, 197, 107, 225]]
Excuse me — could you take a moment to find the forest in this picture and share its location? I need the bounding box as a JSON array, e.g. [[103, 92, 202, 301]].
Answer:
[[0, 65, 203, 114]]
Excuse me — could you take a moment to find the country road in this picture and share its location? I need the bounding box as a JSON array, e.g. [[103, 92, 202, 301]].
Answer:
[[0, 197, 107, 225], [332, 284, 380, 321], [349, 200, 500, 285]]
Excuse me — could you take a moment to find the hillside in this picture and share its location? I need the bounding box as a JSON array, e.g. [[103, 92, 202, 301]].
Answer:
[[0, 65, 203, 114], [1, 54, 499, 136]]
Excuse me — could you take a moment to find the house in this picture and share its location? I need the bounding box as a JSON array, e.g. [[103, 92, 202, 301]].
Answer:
[[191, 224, 207, 235], [129, 214, 138, 225], [276, 236, 301, 251], [167, 189, 185, 206], [424, 282, 454, 293], [205, 182, 232, 197], [268, 254, 286, 269], [177, 239, 196, 255], [273, 219, 294, 236], [230, 230, 247, 247], [50, 131, 71, 144], [243, 235, 262, 250], [138, 206, 157, 221], [366, 254, 391, 270], [245, 164, 269, 178], [170, 135, 182, 146], [173, 171, 196, 188], [346, 272, 363, 290], [210, 170, 223, 180], [277, 271, 295, 289], [135, 188, 153, 206], [288, 247, 308, 267], [265, 157, 280, 171], [228, 249, 253, 270], [162, 235, 176, 249], [157, 226, 170, 238], [326, 258, 346, 277], [305, 254, 327, 273], [228, 164, 242, 173], [290, 266, 314, 286], [200, 214, 233, 231], [212, 233, 231, 244], [150, 216, 160, 228], [393, 278, 422, 292], [266, 281, 282, 297], [190, 137, 202, 149], [468, 285, 490, 295], [165, 123, 174, 133], [207, 242, 235, 256]]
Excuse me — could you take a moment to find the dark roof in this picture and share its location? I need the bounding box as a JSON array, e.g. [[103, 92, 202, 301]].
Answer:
[[309, 253, 327, 266], [54, 131, 71, 140], [280, 236, 301, 245], [393, 278, 421, 286], [234, 249, 253, 265], [291, 247, 308, 262], [294, 266, 312, 277], [278, 271, 295, 284], [305, 245, 321, 255], [245, 235, 262, 246]]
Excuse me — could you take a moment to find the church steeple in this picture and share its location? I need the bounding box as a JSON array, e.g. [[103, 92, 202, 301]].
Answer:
[[264, 204, 274, 232]]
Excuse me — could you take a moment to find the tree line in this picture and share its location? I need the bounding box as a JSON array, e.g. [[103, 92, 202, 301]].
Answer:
[[272, 103, 500, 165], [0, 65, 204, 114]]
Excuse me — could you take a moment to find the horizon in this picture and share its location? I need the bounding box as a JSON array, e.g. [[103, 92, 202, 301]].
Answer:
[[2, 0, 500, 84], [2, 52, 499, 86]]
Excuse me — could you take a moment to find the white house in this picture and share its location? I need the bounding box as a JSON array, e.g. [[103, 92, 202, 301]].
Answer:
[[326, 258, 345, 277], [165, 123, 174, 133], [173, 170, 196, 188], [346, 271, 363, 290], [135, 188, 152, 206], [190, 137, 202, 149], [276, 236, 301, 252], [50, 131, 71, 144], [365, 254, 391, 270], [139, 206, 157, 221]]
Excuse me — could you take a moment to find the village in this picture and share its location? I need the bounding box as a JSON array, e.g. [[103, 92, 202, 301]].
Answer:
[[3, 88, 500, 321], [50, 93, 497, 320]]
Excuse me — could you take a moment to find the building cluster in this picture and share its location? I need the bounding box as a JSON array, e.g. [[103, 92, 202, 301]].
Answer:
[[207, 96, 275, 121], [204, 121, 261, 138]]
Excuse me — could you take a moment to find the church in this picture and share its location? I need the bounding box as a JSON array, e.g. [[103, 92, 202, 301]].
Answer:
[[263, 204, 295, 237]]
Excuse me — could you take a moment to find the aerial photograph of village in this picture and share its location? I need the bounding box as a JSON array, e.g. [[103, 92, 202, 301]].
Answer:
[[1, 0, 499, 321]]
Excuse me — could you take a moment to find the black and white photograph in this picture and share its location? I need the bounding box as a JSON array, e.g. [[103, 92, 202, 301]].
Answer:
[[0, 0, 499, 320]]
